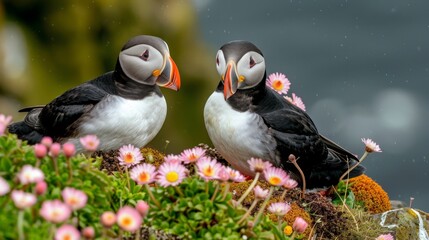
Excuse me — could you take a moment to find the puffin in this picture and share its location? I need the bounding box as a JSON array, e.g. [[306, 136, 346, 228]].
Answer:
[[8, 35, 180, 152], [204, 40, 364, 188]]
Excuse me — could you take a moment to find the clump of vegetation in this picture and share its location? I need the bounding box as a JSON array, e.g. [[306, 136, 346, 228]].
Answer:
[[0, 114, 415, 240], [348, 175, 391, 214]]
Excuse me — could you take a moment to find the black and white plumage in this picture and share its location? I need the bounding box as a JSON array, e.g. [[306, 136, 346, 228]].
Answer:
[[9, 35, 180, 152], [204, 40, 364, 188]]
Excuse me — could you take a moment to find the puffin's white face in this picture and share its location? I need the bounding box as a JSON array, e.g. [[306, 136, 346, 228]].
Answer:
[[216, 49, 265, 99], [119, 44, 164, 85]]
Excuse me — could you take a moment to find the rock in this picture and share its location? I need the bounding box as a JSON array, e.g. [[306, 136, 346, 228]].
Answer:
[[374, 208, 429, 240]]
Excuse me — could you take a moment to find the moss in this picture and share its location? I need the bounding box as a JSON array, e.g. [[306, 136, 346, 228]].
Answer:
[[348, 175, 391, 214], [140, 147, 166, 168], [338, 207, 387, 239]]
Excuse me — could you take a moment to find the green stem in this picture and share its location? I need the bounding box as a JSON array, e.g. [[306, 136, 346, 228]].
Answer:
[[67, 157, 73, 182], [290, 231, 297, 240], [237, 198, 259, 225], [125, 167, 131, 190], [174, 186, 184, 197], [144, 184, 161, 208], [134, 227, 140, 240], [280, 189, 288, 200], [210, 183, 220, 201], [52, 157, 59, 176], [17, 210, 24, 240], [253, 186, 275, 227], [289, 156, 306, 199], [339, 151, 369, 182], [277, 216, 283, 233], [237, 172, 260, 205], [222, 182, 231, 201]]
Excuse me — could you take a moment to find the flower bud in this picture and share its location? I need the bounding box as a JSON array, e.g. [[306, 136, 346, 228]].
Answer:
[[292, 217, 308, 233], [100, 211, 116, 228], [34, 144, 47, 158], [62, 142, 76, 158], [35, 181, 48, 195], [49, 143, 62, 157], [41, 136, 53, 147], [136, 200, 149, 217], [82, 226, 95, 239]]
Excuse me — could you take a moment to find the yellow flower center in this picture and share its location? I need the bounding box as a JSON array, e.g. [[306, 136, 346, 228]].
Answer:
[[269, 176, 282, 185], [166, 171, 179, 183], [68, 197, 78, 206], [124, 153, 135, 163], [203, 166, 214, 177], [284, 225, 293, 236], [63, 234, 72, 240], [272, 80, 283, 91], [138, 172, 150, 182], [189, 153, 197, 161], [120, 216, 133, 227]]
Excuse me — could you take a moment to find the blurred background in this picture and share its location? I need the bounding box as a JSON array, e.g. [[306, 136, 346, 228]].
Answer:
[[1, 1, 428, 211]]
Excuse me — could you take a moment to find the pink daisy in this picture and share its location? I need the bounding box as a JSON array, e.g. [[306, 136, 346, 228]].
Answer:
[[0, 176, 10, 196], [292, 217, 309, 233], [55, 224, 80, 240], [0, 114, 12, 135], [164, 154, 181, 164], [361, 138, 382, 153], [117, 144, 143, 167], [40, 200, 72, 223], [375, 233, 394, 240], [11, 190, 37, 209], [217, 167, 230, 182], [283, 178, 298, 189], [253, 185, 269, 200], [266, 72, 291, 95], [196, 157, 223, 181], [156, 162, 187, 187], [264, 166, 289, 186], [129, 163, 157, 185], [225, 167, 245, 182], [100, 211, 117, 227], [268, 202, 291, 216], [62, 187, 88, 210], [179, 147, 206, 164], [285, 93, 306, 111], [247, 158, 273, 173], [18, 165, 44, 185], [116, 206, 142, 232], [79, 135, 100, 152]]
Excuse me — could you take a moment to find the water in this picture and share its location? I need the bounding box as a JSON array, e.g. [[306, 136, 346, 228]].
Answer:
[[194, 0, 429, 211]]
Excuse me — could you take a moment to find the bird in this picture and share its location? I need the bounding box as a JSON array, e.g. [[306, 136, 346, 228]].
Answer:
[[8, 35, 181, 152], [204, 40, 364, 188]]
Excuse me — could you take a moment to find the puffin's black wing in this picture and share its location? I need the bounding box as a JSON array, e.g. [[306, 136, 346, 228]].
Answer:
[[38, 82, 110, 137], [260, 106, 327, 163]]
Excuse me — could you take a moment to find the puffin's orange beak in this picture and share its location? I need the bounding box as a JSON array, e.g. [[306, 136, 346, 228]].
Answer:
[[223, 62, 238, 99], [157, 56, 181, 91]]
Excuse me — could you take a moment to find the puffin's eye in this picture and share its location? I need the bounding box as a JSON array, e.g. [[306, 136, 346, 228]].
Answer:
[[216, 56, 220, 66], [141, 50, 149, 61], [249, 56, 256, 68]]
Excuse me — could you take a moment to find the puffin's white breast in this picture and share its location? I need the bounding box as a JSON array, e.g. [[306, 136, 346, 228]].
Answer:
[[71, 94, 167, 151], [204, 92, 276, 176]]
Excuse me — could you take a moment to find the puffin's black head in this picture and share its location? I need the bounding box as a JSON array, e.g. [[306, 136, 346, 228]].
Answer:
[[216, 40, 265, 99], [117, 35, 181, 91]]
